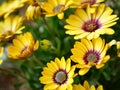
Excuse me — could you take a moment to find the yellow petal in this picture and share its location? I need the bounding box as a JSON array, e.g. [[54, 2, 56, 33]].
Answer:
[[90, 85, 96, 90], [66, 58, 71, 72], [64, 25, 82, 30], [57, 12, 64, 19], [0, 47, 4, 57], [65, 0, 74, 7], [60, 57, 66, 69], [44, 83, 58, 90], [74, 32, 89, 39], [13, 39, 23, 48], [92, 37, 103, 52], [66, 15, 83, 27], [100, 15, 118, 24], [55, 57, 61, 68], [97, 85, 103, 90], [68, 66, 75, 77], [41, 3, 53, 12], [70, 55, 85, 64], [34, 40, 39, 51], [65, 29, 84, 35], [100, 7, 113, 19], [81, 38, 93, 50], [86, 32, 94, 40], [42, 68, 53, 76], [73, 84, 85, 90], [0, 59, 3, 64], [79, 68, 90, 75], [102, 22, 117, 29], [108, 39, 116, 48], [83, 80, 90, 89], [48, 0, 57, 7], [39, 76, 53, 84], [100, 44, 109, 58], [67, 84, 73, 90], [117, 41, 120, 49], [104, 28, 115, 35], [57, 84, 67, 90], [96, 64, 104, 69], [102, 55, 110, 63], [75, 8, 89, 21], [93, 31, 100, 39], [96, 4, 105, 19], [47, 61, 58, 72]]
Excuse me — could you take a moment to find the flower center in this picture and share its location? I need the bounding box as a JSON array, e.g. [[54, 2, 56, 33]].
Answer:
[[82, 0, 96, 4], [87, 53, 98, 62], [53, 69, 68, 85], [83, 20, 101, 32], [83, 50, 100, 64], [53, 5, 64, 13]]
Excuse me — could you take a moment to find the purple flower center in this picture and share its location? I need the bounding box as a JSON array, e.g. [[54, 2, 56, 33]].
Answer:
[[53, 5, 64, 13], [81, 0, 96, 5], [82, 19, 101, 32], [83, 50, 100, 64], [53, 69, 68, 85]]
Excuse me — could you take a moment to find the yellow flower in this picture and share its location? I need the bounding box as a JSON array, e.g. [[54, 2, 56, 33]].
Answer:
[[73, 80, 103, 90], [0, 16, 25, 42], [71, 37, 110, 75], [71, 0, 104, 8], [64, 4, 119, 40], [0, 47, 4, 65], [39, 57, 75, 90], [41, 0, 74, 19], [8, 32, 39, 60], [0, 0, 27, 18], [25, 0, 41, 20]]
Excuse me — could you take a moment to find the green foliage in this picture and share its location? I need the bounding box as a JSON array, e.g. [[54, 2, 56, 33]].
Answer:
[[0, 0, 120, 90]]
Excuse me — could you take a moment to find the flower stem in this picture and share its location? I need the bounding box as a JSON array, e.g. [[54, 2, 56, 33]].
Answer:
[[42, 16, 56, 38], [32, 55, 44, 67]]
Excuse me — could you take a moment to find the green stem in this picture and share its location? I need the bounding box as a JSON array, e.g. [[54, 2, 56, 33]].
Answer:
[[42, 16, 51, 30], [42, 16, 56, 38], [32, 55, 44, 67]]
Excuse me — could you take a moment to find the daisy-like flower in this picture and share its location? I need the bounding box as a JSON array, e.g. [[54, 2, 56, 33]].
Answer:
[[71, 0, 104, 8], [25, 0, 41, 20], [0, 0, 27, 18], [0, 47, 4, 64], [0, 16, 25, 42], [64, 4, 119, 40], [71, 37, 110, 75], [39, 57, 75, 90], [8, 32, 39, 60], [41, 0, 74, 19], [73, 80, 103, 90]]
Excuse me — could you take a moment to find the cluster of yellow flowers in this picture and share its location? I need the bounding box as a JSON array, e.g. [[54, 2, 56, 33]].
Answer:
[[0, 0, 119, 90]]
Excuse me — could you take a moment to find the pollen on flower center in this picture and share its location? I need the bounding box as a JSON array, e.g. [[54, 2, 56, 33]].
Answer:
[[53, 69, 68, 85], [83, 19, 101, 32], [53, 5, 64, 13], [83, 50, 100, 64], [87, 53, 98, 62]]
